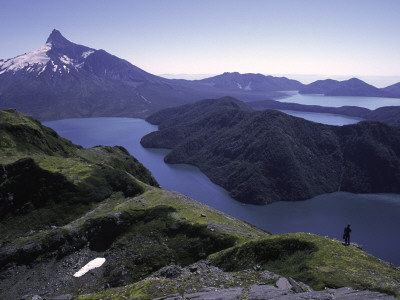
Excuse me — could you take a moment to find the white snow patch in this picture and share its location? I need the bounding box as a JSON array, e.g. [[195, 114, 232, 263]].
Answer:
[[0, 43, 51, 73], [63, 65, 70, 73], [60, 55, 73, 65], [236, 82, 242, 89], [75, 62, 84, 69], [73, 258, 106, 277], [53, 64, 58, 72], [38, 65, 47, 75], [82, 50, 94, 58], [141, 95, 151, 103], [244, 81, 252, 91]]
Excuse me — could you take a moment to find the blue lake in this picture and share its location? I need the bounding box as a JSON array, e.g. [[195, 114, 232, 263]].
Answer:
[[44, 116, 400, 266], [277, 91, 400, 110], [280, 110, 363, 125]]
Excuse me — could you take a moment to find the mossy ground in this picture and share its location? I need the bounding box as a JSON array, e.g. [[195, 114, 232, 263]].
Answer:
[[1, 187, 271, 298], [74, 266, 276, 300], [0, 109, 158, 241], [210, 233, 400, 297]]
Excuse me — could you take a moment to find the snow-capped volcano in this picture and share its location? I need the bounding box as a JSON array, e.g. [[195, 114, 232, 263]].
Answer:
[[0, 30, 202, 120], [0, 29, 95, 76], [0, 30, 303, 121], [0, 43, 52, 75]]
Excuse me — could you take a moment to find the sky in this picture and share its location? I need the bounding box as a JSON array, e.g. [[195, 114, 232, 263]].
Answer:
[[1, 0, 400, 86]]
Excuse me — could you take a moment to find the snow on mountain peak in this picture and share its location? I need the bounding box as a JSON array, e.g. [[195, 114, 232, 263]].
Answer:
[[82, 50, 94, 59], [0, 30, 97, 76], [0, 43, 51, 74]]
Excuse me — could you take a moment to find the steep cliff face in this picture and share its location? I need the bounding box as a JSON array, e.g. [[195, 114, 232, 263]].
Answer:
[[141, 97, 400, 204]]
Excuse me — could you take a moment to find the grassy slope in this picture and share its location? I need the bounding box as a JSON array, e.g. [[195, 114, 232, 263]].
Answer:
[[0, 109, 158, 240], [210, 233, 400, 297], [2, 187, 270, 297], [74, 269, 276, 300], [75, 232, 400, 299]]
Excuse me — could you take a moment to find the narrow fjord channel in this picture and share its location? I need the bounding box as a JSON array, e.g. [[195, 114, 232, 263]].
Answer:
[[44, 115, 400, 266]]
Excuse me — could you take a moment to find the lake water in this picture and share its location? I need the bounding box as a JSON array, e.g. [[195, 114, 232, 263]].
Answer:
[[277, 91, 400, 110], [44, 117, 400, 266], [279, 110, 363, 126]]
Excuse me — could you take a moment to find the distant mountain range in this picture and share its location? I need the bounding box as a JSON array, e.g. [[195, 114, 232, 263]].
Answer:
[[141, 97, 400, 205], [248, 99, 400, 127], [0, 30, 196, 120], [299, 78, 400, 98], [194, 72, 304, 92], [0, 30, 304, 121], [2, 30, 398, 122]]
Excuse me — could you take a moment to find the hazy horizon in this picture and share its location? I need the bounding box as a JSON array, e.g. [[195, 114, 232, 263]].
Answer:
[[159, 73, 400, 88]]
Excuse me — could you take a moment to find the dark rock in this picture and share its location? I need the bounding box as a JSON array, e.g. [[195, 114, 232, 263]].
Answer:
[[253, 265, 261, 271], [24, 230, 36, 237], [157, 284, 396, 300], [20, 295, 43, 300], [288, 277, 307, 293], [49, 295, 73, 300], [260, 270, 280, 281], [189, 266, 198, 273], [331, 287, 397, 299], [85, 213, 130, 252], [154, 287, 244, 300], [276, 277, 292, 290], [248, 284, 295, 299], [153, 265, 183, 279]]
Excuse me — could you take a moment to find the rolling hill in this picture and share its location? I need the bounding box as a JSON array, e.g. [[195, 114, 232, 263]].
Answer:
[[141, 97, 400, 204]]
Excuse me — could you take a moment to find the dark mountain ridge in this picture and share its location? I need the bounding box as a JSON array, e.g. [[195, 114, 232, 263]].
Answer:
[[327, 78, 389, 97], [300, 77, 400, 98], [248, 99, 400, 127], [194, 72, 304, 92], [141, 97, 400, 205], [383, 82, 400, 96]]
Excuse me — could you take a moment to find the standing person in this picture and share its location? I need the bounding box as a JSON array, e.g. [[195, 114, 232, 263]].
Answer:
[[343, 224, 351, 246]]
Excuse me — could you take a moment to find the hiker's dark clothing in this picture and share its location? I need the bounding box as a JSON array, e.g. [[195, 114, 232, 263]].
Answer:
[[343, 226, 351, 245]]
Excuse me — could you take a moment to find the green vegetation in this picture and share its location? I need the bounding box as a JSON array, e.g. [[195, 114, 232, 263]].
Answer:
[[0, 109, 158, 240], [1, 109, 399, 299], [210, 233, 400, 297], [74, 268, 276, 300], [74, 232, 400, 299], [0, 187, 269, 298], [0, 108, 78, 159]]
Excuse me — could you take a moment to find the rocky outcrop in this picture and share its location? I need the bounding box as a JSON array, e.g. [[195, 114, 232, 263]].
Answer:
[[150, 261, 396, 300], [155, 285, 397, 299], [164, 286, 396, 299]]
